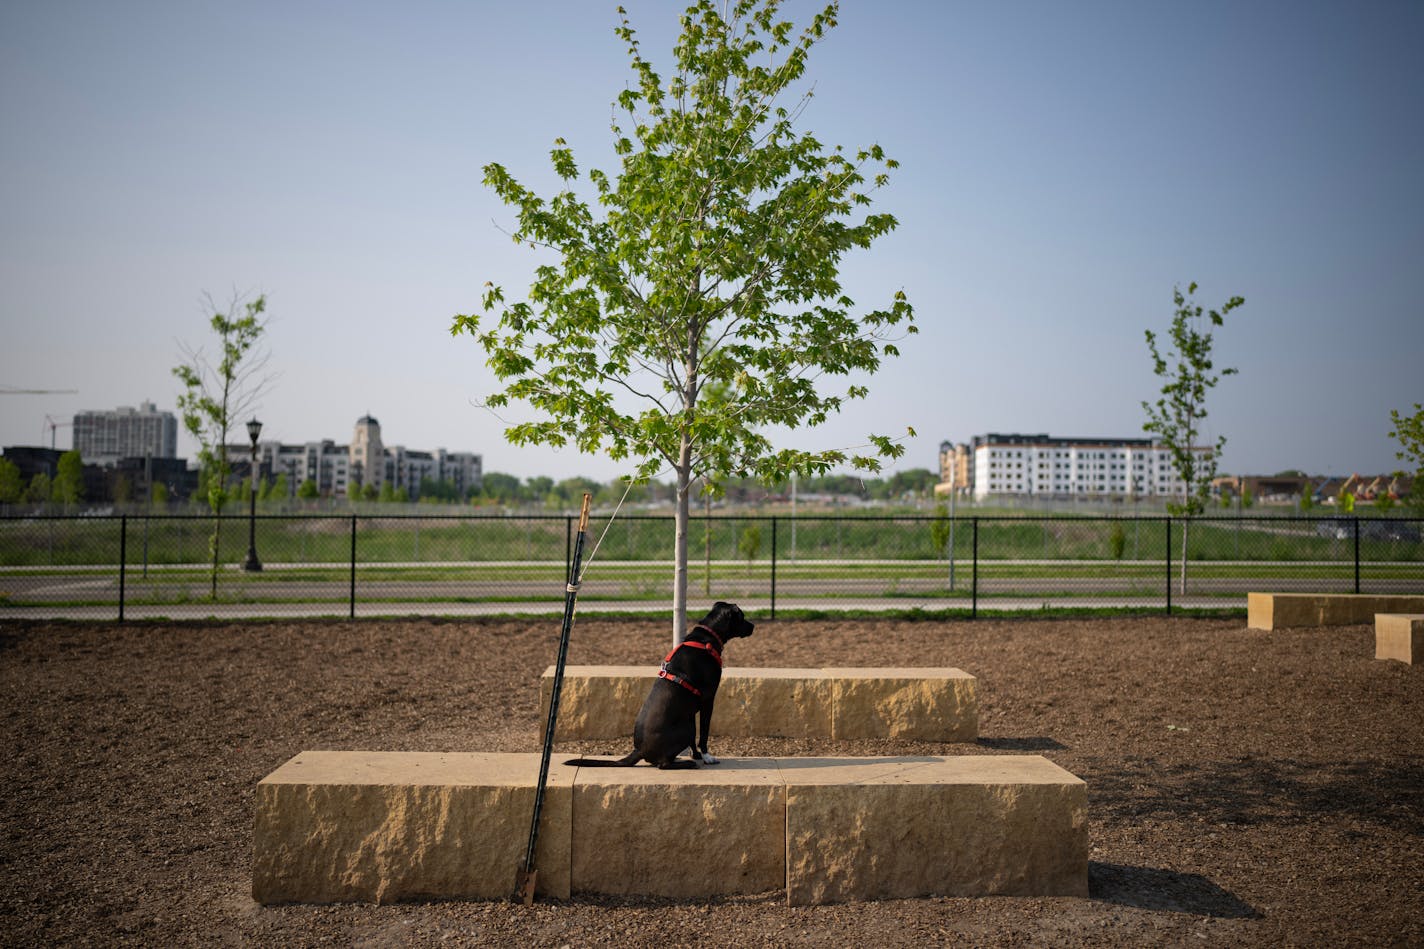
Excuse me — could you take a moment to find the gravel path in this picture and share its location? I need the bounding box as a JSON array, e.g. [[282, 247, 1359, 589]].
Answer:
[[2, 614, 1421, 946]]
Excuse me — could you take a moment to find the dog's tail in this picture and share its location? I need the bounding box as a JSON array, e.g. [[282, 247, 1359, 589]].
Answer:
[[563, 750, 642, 768]]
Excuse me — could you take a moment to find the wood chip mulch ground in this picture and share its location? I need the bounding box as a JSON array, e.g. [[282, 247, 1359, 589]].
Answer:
[[2, 614, 1421, 946]]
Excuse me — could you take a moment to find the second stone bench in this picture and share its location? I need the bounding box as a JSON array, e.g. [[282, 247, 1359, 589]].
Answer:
[[540, 666, 978, 742]]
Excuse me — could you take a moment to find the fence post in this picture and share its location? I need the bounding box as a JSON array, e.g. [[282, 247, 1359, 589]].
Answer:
[[971, 517, 979, 620], [770, 516, 777, 621], [1165, 516, 1172, 615], [349, 515, 357, 620], [118, 514, 127, 623], [1353, 516, 1360, 594]]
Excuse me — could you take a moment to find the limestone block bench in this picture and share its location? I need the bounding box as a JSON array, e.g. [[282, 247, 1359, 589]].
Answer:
[[1248, 593, 1424, 630], [1376, 614, 1424, 664], [540, 666, 978, 742], [253, 751, 1085, 906]]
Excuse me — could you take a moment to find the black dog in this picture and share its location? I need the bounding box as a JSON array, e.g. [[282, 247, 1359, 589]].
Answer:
[[565, 601, 754, 769]]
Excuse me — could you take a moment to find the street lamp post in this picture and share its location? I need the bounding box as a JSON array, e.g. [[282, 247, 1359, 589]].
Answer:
[[243, 418, 263, 572]]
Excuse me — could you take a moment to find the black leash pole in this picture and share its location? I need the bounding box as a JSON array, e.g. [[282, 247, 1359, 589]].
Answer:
[[515, 493, 591, 905]]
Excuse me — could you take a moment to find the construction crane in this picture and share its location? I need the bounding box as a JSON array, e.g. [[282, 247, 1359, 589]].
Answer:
[[43, 416, 73, 450]]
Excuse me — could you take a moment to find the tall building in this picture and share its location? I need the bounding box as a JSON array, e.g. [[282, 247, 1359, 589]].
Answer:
[[350, 415, 384, 489], [938, 433, 1197, 501], [73, 401, 178, 466]]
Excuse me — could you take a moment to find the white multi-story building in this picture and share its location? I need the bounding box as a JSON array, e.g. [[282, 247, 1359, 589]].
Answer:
[[73, 401, 178, 465], [255, 416, 481, 499], [259, 439, 353, 497], [939, 434, 1199, 501]]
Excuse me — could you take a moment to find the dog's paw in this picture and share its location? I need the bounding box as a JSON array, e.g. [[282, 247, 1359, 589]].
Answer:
[[700, 752, 720, 765]]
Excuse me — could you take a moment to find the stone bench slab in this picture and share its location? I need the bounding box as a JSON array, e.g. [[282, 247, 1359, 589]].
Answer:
[[1376, 613, 1424, 664], [571, 757, 786, 898], [1248, 593, 1424, 630], [252, 752, 1084, 906], [783, 756, 1088, 904], [252, 752, 573, 904], [541, 666, 978, 742]]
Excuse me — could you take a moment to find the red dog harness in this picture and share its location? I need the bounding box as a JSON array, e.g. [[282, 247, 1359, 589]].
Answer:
[[656, 624, 724, 697]]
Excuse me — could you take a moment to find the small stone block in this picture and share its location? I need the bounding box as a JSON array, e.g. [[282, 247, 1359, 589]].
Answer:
[[570, 758, 785, 898], [1249, 593, 1424, 630], [1375, 613, 1424, 664], [542, 666, 650, 741], [825, 668, 978, 741], [782, 756, 1088, 905], [252, 752, 572, 904]]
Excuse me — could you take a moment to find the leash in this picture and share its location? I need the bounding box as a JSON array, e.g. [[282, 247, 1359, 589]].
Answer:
[[515, 492, 592, 906], [574, 472, 643, 584]]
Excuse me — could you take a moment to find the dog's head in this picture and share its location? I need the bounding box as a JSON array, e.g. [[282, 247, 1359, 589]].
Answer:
[[700, 601, 754, 641]]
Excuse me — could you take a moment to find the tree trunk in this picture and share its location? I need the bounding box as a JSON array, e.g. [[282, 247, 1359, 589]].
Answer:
[[209, 514, 221, 600], [669, 447, 692, 646]]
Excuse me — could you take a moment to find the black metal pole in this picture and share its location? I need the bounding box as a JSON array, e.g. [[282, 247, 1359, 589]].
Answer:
[[118, 514, 127, 623], [518, 494, 592, 905], [770, 516, 777, 621], [971, 517, 979, 620], [1165, 516, 1172, 615], [349, 515, 357, 620], [1353, 516, 1361, 594], [243, 435, 262, 572]]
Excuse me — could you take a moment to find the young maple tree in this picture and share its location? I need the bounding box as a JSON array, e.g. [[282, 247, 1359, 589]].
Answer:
[[454, 0, 914, 641], [173, 292, 273, 599], [1142, 281, 1244, 594]]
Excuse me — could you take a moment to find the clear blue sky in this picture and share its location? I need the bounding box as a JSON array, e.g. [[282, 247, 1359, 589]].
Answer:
[[2, 0, 1420, 482]]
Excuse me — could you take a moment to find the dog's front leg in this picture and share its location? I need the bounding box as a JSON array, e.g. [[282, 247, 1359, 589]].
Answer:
[[695, 696, 719, 764]]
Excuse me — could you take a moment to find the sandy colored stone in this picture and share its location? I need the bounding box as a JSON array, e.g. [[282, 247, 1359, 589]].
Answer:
[[542, 666, 974, 741], [716, 669, 835, 738], [541, 665, 649, 741], [1375, 613, 1424, 664], [1249, 593, 1424, 630], [569, 758, 785, 898], [826, 668, 978, 741], [541, 666, 833, 740], [252, 751, 573, 904], [782, 755, 1088, 905]]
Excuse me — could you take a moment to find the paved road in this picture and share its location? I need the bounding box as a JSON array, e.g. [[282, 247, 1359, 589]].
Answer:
[[6, 573, 1419, 604], [0, 594, 1271, 622]]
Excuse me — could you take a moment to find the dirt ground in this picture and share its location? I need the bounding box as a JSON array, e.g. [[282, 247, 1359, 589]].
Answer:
[[2, 613, 1421, 947]]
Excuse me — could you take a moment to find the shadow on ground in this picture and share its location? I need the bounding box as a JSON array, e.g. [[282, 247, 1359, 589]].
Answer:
[[978, 736, 1067, 751], [1088, 755, 1424, 834], [1090, 862, 1261, 919]]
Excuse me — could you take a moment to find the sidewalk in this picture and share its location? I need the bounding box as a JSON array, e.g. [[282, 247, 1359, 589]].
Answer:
[[0, 595, 1239, 622]]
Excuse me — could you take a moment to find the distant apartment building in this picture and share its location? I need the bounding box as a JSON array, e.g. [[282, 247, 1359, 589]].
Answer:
[[73, 401, 178, 466], [937, 433, 1196, 501], [255, 415, 481, 499]]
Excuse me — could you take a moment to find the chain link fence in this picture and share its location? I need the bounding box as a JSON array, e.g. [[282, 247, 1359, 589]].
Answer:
[[1, 513, 1420, 620]]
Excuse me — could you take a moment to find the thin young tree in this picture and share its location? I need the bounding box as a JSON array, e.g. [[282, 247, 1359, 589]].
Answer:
[[173, 292, 273, 599], [454, 0, 915, 642], [1142, 282, 1244, 594]]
